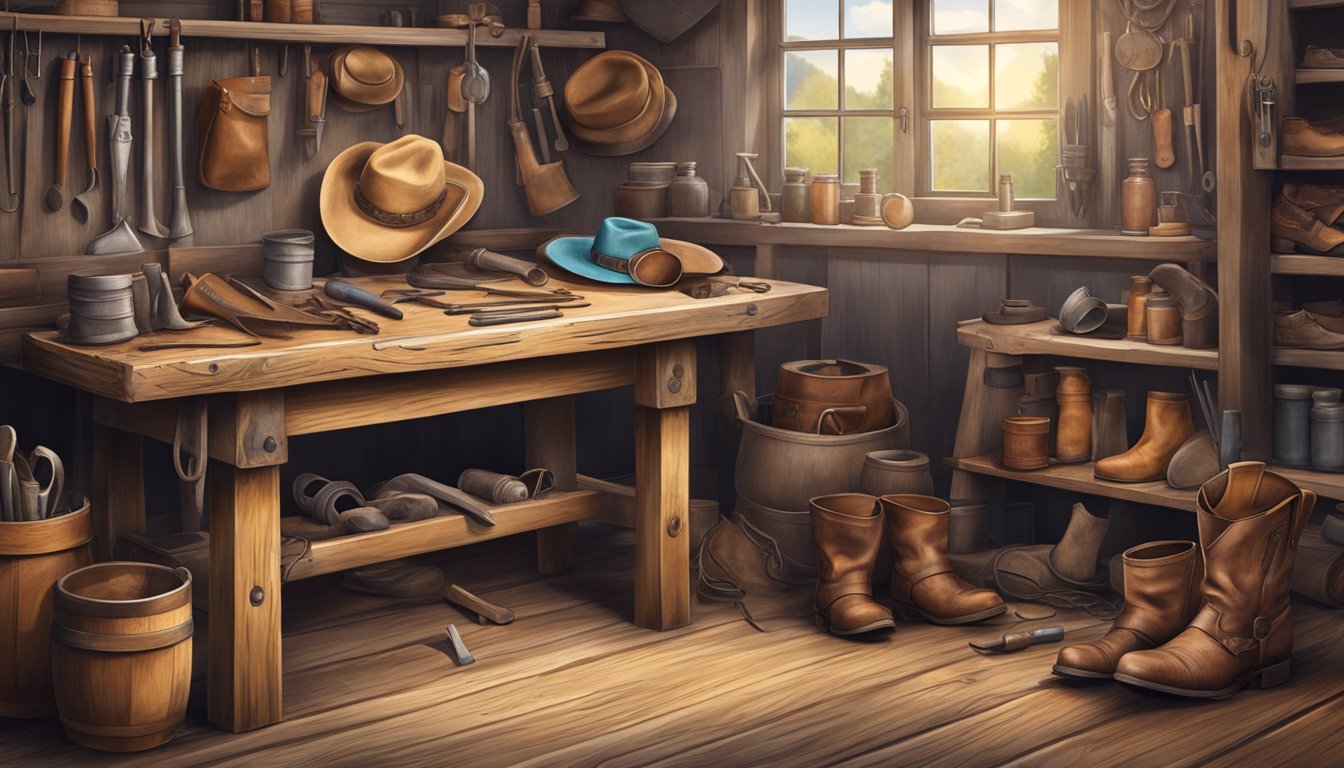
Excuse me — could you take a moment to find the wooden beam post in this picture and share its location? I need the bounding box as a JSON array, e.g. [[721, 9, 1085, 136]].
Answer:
[[633, 341, 696, 630], [91, 423, 144, 560], [525, 396, 579, 574]]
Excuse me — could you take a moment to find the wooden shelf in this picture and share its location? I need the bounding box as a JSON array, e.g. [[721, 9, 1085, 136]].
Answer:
[[1296, 69, 1344, 85], [1279, 156, 1344, 171], [1271, 253, 1344, 276], [948, 455, 1195, 511], [1290, 0, 1344, 8], [1272, 466, 1344, 501], [956, 319, 1219, 370], [279, 490, 601, 580], [0, 11, 606, 49], [1273, 347, 1344, 370], [645, 218, 1216, 261]]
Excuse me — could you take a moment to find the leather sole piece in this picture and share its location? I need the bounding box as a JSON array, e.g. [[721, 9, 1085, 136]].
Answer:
[[894, 601, 1007, 626], [1114, 658, 1290, 700], [1093, 471, 1167, 484], [1051, 664, 1113, 680], [814, 613, 896, 636]]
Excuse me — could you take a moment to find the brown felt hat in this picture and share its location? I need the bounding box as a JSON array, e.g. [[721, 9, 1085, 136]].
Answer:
[[563, 50, 675, 156], [320, 135, 483, 264], [329, 46, 404, 112]]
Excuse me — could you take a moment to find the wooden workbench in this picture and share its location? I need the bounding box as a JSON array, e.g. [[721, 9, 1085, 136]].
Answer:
[[22, 275, 828, 733]]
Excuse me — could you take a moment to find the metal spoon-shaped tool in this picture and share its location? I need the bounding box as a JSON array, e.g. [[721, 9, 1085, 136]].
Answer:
[[461, 14, 490, 105]]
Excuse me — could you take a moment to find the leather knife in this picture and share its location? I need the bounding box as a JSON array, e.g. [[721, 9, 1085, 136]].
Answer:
[[969, 626, 1065, 654]]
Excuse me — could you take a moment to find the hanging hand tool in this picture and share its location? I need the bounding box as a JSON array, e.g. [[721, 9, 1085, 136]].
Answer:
[[138, 23, 169, 238], [1169, 36, 1195, 191], [19, 31, 37, 106], [296, 45, 327, 155], [166, 19, 193, 244], [529, 40, 567, 153], [43, 53, 76, 213], [442, 64, 465, 162], [85, 46, 144, 256], [461, 2, 492, 170], [1, 29, 20, 213], [71, 52, 98, 224], [1152, 46, 1175, 170], [1099, 31, 1118, 228]]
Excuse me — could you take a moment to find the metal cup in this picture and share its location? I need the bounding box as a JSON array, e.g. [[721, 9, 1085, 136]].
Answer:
[[66, 273, 139, 345], [262, 229, 316, 291]]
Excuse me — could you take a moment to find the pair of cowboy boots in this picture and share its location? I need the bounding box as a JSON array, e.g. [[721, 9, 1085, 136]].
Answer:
[[811, 493, 1006, 636], [1056, 462, 1315, 699]]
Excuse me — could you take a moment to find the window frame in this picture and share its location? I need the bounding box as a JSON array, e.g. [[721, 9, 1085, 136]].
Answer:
[[767, 0, 1092, 227]]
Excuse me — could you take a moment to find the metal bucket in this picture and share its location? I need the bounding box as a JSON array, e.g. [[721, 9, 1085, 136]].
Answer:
[[66, 274, 137, 345], [262, 229, 316, 291]]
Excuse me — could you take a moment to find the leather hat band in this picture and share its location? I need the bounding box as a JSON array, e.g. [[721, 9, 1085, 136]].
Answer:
[[589, 246, 683, 288], [354, 181, 449, 228]]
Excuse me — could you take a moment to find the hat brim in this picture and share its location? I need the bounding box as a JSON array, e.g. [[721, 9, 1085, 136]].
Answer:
[[568, 87, 677, 157], [538, 233, 722, 283], [320, 141, 484, 264], [564, 55, 669, 148]]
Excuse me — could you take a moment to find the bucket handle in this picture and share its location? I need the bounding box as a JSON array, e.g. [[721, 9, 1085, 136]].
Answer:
[[815, 406, 867, 435], [731, 390, 755, 424]]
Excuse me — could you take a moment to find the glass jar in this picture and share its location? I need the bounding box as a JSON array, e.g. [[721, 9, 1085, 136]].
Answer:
[[811, 174, 840, 225], [1122, 158, 1156, 236], [781, 167, 810, 223]]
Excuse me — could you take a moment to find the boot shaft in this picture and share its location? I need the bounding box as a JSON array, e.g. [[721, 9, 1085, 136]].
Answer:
[[1114, 540, 1202, 641], [810, 493, 883, 596], [878, 494, 949, 566]]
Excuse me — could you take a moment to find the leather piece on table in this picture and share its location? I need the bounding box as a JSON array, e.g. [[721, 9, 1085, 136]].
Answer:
[[180, 273, 345, 338]]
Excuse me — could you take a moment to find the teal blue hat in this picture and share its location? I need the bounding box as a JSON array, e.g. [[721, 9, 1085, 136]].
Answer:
[[541, 217, 724, 287]]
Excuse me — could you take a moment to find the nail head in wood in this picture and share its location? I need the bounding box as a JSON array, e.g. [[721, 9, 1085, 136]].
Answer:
[[746, 304, 758, 316], [667, 377, 681, 393], [249, 586, 265, 606], [209, 363, 219, 373], [666, 515, 682, 537], [263, 436, 277, 453]]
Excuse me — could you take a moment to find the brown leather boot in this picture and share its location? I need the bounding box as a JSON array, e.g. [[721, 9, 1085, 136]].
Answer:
[[1115, 463, 1315, 698], [1053, 540, 1202, 679], [1054, 366, 1092, 464], [1281, 116, 1344, 157], [881, 494, 1006, 624], [1274, 309, 1344, 350], [810, 494, 895, 636], [1283, 182, 1344, 227], [1271, 195, 1344, 255], [1048, 502, 1110, 587], [1094, 392, 1195, 483]]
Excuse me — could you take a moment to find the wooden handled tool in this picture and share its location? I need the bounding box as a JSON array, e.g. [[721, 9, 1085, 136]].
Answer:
[[70, 54, 99, 224], [444, 584, 515, 625], [44, 54, 77, 213], [1152, 106, 1175, 169]]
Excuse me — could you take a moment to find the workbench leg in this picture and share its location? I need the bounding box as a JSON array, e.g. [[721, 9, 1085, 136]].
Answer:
[[633, 341, 696, 630], [949, 349, 1023, 502], [208, 461, 282, 733], [716, 331, 756, 514], [526, 397, 578, 574], [92, 424, 145, 560]]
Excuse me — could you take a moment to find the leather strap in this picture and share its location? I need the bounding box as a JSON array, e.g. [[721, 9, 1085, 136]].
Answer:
[[588, 246, 682, 288], [354, 180, 448, 227]]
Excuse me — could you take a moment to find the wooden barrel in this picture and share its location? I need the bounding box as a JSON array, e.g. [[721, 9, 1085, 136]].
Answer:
[[52, 561, 193, 752], [0, 500, 94, 718]]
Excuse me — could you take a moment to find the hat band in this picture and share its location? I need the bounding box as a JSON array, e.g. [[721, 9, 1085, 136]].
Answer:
[[589, 246, 682, 288], [354, 181, 449, 228]]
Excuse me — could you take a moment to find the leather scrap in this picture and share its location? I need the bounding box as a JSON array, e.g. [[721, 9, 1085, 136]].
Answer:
[[180, 272, 352, 337]]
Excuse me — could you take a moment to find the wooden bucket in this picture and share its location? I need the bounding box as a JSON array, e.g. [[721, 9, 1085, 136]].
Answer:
[[0, 500, 94, 718], [52, 561, 193, 752]]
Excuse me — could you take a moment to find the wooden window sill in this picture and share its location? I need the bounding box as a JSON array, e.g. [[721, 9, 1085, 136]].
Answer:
[[646, 218, 1216, 262]]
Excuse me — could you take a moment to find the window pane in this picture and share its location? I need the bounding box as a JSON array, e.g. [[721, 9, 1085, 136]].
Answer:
[[845, 49, 894, 109], [994, 0, 1058, 31], [786, 116, 839, 175], [931, 120, 990, 192], [932, 45, 988, 108], [785, 50, 839, 110], [845, 0, 892, 37], [786, 0, 839, 41], [932, 0, 989, 34], [843, 117, 895, 188], [994, 42, 1058, 109], [997, 118, 1059, 199]]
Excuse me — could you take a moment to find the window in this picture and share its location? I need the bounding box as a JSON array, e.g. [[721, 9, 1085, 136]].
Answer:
[[780, 0, 897, 192], [924, 0, 1060, 199], [775, 0, 1075, 214]]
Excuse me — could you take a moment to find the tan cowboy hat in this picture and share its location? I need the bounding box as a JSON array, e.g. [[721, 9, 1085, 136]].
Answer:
[[563, 51, 675, 156], [329, 46, 404, 112], [320, 135, 483, 264]]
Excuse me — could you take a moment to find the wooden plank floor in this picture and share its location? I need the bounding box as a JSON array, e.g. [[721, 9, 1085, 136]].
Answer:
[[3, 523, 1343, 767]]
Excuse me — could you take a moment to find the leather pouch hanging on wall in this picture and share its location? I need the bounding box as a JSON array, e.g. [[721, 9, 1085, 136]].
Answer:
[[197, 77, 272, 192]]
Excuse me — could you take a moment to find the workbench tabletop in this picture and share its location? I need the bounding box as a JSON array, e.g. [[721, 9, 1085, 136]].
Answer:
[[23, 276, 827, 403]]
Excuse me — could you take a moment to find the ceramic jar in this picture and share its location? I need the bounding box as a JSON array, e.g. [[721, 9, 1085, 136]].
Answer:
[[1311, 401, 1344, 472], [1016, 394, 1059, 456], [857, 449, 935, 496], [614, 161, 675, 219], [1220, 410, 1242, 469], [811, 174, 840, 225], [1145, 292, 1183, 346], [947, 499, 990, 554], [853, 169, 883, 224], [1002, 416, 1050, 470], [1122, 157, 1156, 236], [1126, 275, 1152, 341], [1274, 384, 1314, 467], [781, 167, 810, 223], [667, 161, 710, 218]]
